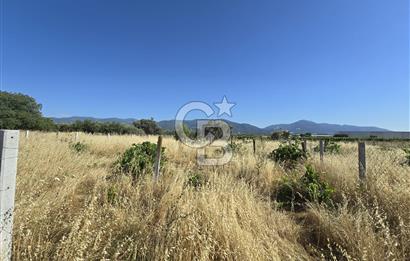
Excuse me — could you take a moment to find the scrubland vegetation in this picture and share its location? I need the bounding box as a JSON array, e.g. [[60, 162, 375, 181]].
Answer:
[[13, 132, 410, 260]]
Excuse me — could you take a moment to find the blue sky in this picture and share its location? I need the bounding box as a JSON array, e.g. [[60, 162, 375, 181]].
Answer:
[[1, 0, 409, 130]]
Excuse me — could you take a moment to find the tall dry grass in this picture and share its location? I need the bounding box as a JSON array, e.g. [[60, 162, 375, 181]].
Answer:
[[11, 132, 410, 260]]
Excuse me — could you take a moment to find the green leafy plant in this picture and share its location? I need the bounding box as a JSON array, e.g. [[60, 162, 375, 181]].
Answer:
[[313, 140, 341, 154], [403, 148, 410, 166], [107, 186, 118, 205], [271, 130, 290, 140], [70, 142, 87, 153], [227, 141, 244, 154], [268, 141, 306, 169], [276, 165, 334, 211], [186, 171, 205, 189], [113, 142, 166, 182], [326, 141, 341, 154]]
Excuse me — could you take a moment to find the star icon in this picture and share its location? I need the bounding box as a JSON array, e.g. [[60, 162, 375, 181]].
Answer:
[[214, 96, 236, 117]]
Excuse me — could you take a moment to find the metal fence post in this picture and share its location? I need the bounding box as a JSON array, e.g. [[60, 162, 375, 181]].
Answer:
[[0, 130, 20, 261]]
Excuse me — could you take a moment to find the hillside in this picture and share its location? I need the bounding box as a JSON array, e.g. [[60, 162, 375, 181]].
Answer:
[[264, 120, 389, 134]]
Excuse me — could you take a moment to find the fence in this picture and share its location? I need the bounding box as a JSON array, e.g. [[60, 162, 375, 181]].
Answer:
[[245, 137, 409, 182], [3, 131, 410, 260], [301, 139, 410, 185], [0, 130, 20, 261]]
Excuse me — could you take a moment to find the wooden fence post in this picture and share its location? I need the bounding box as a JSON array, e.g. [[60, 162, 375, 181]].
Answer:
[[0, 130, 20, 261], [252, 138, 256, 155], [75, 132, 79, 142], [302, 140, 307, 154], [153, 136, 163, 181], [25, 130, 29, 139], [319, 140, 324, 162], [358, 142, 366, 180]]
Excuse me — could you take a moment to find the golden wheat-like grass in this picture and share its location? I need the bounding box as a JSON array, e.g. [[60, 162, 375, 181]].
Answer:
[[12, 132, 410, 260]]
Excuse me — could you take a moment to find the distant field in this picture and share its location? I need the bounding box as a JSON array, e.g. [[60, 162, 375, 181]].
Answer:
[[13, 132, 410, 260]]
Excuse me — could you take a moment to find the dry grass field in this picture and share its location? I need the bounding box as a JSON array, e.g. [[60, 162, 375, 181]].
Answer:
[[12, 132, 410, 260]]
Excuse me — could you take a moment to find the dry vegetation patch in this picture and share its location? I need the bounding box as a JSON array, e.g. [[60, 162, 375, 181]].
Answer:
[[12, 132, 410, 260]]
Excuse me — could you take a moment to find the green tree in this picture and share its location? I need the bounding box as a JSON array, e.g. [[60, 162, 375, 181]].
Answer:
[[58, 120, 145, 135], [133, 119, 161, 135], [271, 131, 290, 140], [204, 126, 223, 140], [0, 91, 56, 130]]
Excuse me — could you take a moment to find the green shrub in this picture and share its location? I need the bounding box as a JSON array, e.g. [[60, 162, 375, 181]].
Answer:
[[301, 165, 334, 203], [186, 172, 205, 189], [276, 165, 334, 211], [403, 148, 410, 166], [271, 131, 290, 140], [107, 186, 118, 205], [113, 142, 166, 181], [313, 140, 341, 154], [268, 141, 306, 169], [326, 142, 341, 154], [70, 142, 87, 153], [227, 141, 244, 154]]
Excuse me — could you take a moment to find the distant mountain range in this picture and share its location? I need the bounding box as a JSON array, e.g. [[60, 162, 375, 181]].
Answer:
[[52, 116, 135, 124], [264, 120, 389, 134], [52, 117, 389, 135]]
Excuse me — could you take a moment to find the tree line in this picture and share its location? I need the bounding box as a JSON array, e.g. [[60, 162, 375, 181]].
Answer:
[[59, 119, 162, 135], [0, 91, 163, 135]]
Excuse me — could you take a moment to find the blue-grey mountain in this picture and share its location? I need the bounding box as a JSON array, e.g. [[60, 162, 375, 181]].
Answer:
[[52, 117, 389, 135]]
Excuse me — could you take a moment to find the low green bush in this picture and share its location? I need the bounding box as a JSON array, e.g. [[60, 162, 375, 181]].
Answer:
[[227, 141, 244, 154], [70, 142, 87, 153], [403, 148, 410, 166], [313, 140, 341, 154], [268, 141, 306, 169], [276, 165, 334, 211], [107, 186, 118, 205], [186, 171, 205, 189], [113, 142, 166, 181], [326, 142, 341, 154]]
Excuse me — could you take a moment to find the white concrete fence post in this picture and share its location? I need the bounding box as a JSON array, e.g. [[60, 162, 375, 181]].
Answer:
[[25, 130, 29, 139], [0, 130, 20, 261]]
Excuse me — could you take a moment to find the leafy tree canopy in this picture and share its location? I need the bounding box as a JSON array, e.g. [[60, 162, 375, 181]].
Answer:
[[61, 120, 145, 135], [133, 118, 162, 135], [0, 91, 56, 130]]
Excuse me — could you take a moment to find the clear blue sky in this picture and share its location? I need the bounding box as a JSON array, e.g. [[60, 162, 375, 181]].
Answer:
[[1, 0, 409, 130]]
